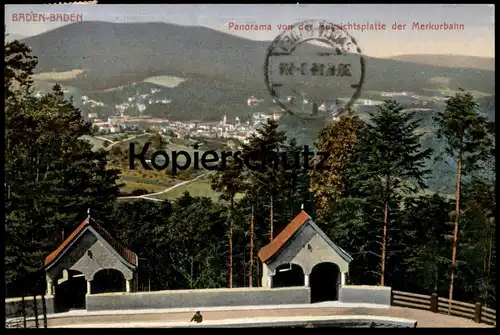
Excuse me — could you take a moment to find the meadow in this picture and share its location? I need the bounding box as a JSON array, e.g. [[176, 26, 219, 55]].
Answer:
[[143, 75, 186, 88], [32, 69, 86, 81]]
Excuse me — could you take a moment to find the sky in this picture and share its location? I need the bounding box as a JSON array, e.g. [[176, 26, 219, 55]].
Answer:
[[5, 4, 495, 58]]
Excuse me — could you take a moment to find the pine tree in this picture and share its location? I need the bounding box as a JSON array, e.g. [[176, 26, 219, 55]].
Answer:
[[5, 40, 121, 295], [150, 195, 228, 290], [239, 118, 312, 285], [461, 176, 496, 306], [355, 100, 433, 286], [242, 118, 287, 241], [109, 199, 172, 291], [282, 137, 312, 218], [4, 39, 37, 100], [211, 158, 247, 288], [433, 89, 494, 306], [399, 194, 454, 294]]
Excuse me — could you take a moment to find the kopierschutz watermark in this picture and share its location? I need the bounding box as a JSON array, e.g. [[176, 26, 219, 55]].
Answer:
[[129, 142, 329, 174], [11, 12, 84, 23]]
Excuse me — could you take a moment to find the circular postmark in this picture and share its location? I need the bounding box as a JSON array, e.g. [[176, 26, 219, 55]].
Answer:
[[264, 20, 365, 120]]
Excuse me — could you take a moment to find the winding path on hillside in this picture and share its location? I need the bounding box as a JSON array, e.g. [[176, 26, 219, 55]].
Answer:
[[118, 173, 208, 201], [94, 136, 115, 143], [85, 134, 150, 152], [102, 134, 146, 151]]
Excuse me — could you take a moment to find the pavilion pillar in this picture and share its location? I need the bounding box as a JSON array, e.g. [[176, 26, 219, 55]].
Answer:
[[46, 280, 54, 296], [341, 272, 346, 286], [86, 280, 92, 295], [304, 273, 310, 287], [267, 274, 273, 288], [126, 279, 131, 293]]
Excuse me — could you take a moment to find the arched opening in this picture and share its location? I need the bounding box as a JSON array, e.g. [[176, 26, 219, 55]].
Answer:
[[54, 270, 87, 312], [310, 262, 340, 303], [92, 269, 126, 294], [273, 263, 304, 288]]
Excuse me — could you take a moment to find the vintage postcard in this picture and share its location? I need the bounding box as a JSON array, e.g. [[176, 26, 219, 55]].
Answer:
[[5, 4, 495, 329]]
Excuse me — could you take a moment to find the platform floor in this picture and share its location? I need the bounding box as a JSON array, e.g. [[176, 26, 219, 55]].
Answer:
[[39, 303, 491, 328]]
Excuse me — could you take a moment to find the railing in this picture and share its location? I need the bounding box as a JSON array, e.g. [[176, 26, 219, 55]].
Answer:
[[480, 305, 497, 326], [5, 295, 48, 328], [391, 290, 496, 326]]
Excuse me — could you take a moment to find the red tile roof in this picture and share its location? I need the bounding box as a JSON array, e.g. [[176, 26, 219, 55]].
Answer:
[[258, 211, 311, 263], [91, 221, 138, 266], [45, 218, 138, 267], [45, 219, 88, 267]]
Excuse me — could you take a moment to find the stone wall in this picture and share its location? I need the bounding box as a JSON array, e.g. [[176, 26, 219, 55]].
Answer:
[[339, 285, 392, 305], [5, 295, 55, 319], [86, 287, 310, 311]]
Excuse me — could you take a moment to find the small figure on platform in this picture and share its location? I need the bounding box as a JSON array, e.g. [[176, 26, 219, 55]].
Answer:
[[190, 311, 203, 323]]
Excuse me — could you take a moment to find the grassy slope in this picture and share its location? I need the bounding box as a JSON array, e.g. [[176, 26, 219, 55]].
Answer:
[[109, 140, 221, 199]]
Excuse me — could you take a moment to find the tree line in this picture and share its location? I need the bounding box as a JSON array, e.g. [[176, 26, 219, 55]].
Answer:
[[5, 39, 495, 309]]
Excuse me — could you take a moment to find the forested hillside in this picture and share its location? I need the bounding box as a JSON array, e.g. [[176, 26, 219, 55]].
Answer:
[[22, 21, 494, 123]]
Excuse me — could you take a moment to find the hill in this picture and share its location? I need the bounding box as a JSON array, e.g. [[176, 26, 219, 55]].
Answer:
[[388, 54, 495, 71], [5, 34, 27, 42], [22, 22, 494, 109]]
